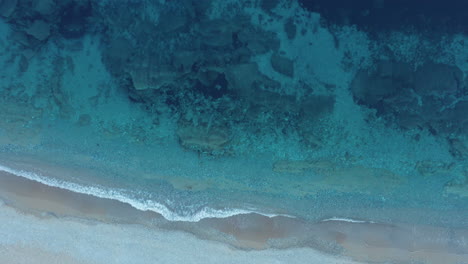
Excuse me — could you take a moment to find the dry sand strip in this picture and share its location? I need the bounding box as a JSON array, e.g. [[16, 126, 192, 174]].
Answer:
[[0, 170, 467, 264], [0, 245, 89, 264], [0, 205, 366, 264]]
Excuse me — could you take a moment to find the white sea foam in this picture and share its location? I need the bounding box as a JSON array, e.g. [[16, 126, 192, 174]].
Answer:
[[0, 164, 283, 222], [321, 217, 377, 224]]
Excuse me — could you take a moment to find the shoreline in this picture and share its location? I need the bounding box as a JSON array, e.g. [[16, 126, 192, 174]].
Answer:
[[0, 157, 295, 222], [1, 148, 467, 228], [0, 163, 467, 263]]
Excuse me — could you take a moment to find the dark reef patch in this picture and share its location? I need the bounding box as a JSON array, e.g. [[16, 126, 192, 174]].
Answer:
[[193, 73, 230, 100], [58, 0, 93, 39], [351, 60, 468, 135]]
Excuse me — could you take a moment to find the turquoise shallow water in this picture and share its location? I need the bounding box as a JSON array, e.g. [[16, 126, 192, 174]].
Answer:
[[0, 0, 468, 246], [0, 118, 466, 227]]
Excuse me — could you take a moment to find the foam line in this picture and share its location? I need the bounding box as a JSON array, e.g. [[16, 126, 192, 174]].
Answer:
[[0, 163, 284, 222], [321, 217, 377, 224]]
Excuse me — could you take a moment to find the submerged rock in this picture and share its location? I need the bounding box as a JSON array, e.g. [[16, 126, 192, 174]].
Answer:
[[33, 0, 55, 16], [260, 0, 279, 12], [284, 18, 297, 40], [0, 0, 17, 18], [176, 121, 230, 154], [101, 36, 136, 75], [77, 114, 92, 127], [448, 138, 468, 160], [224, 63, 279, 96], [270, 53, 295, 78], [58, 1, 92, 39], [25, 20, 50, 41], [414, 63, 463, 97], [351, 60, 467, 135], [129, 67, 178, 91], [415, 160, 454, 177], [350, 61, 412, 106]]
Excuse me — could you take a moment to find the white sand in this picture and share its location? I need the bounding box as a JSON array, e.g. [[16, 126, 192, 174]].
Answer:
[[0, 204, 365, 264]]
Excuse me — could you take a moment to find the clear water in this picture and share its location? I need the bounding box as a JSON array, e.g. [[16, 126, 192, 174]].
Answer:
[[0, 0, 467, 260]]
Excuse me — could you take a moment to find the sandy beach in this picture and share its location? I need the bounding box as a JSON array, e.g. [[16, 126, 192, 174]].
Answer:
[[1, 0, 468, 263], [1, 168, 467, 264], [0, 169, 360, 264]]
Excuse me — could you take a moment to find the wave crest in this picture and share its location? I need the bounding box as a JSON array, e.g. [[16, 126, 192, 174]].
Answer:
[[0, 164, 284, 222]]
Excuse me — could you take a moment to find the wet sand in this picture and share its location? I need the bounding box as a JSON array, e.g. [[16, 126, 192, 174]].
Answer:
[[1, 169, 467, 264], [0, 170, 360, 264]]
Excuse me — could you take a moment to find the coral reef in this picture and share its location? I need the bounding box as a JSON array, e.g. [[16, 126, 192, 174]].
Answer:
[[90, 0, 335, 154], [1, 0, 465, 163], [351, 60, 468, 135]]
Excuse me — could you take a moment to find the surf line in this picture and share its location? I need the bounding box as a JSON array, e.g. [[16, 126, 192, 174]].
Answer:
[[321, 217, 377, 224], [0, 163, 292, 222]]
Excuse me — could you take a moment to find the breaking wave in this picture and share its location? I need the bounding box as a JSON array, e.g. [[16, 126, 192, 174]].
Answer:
[[0, 163, 286, 222]]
